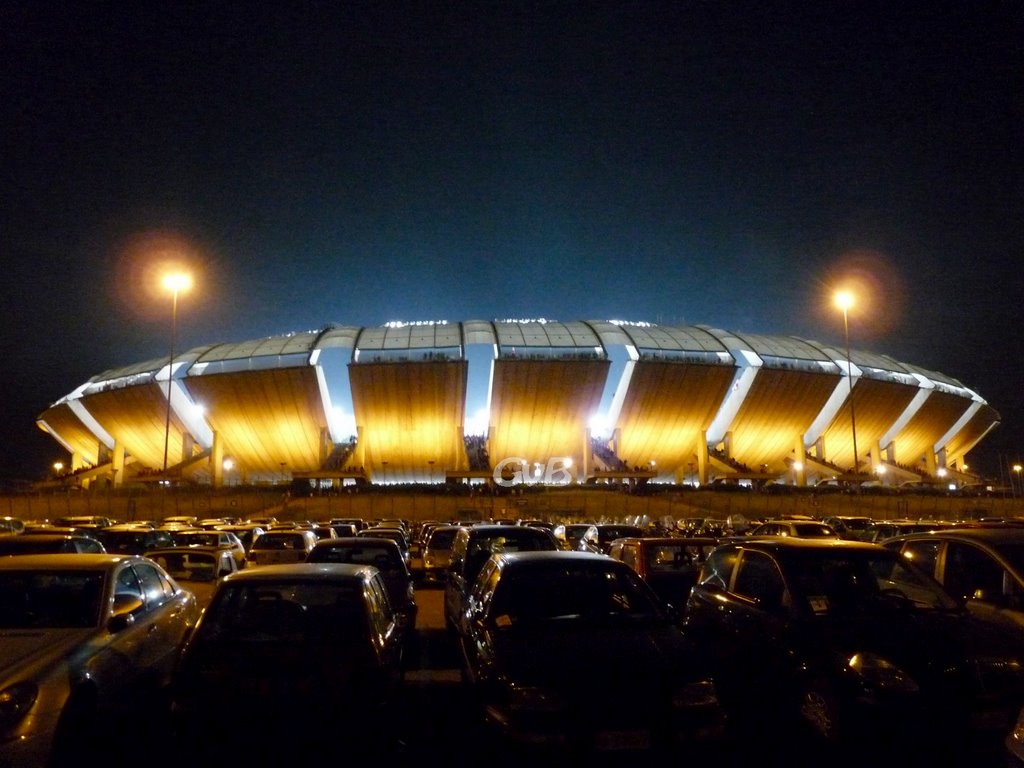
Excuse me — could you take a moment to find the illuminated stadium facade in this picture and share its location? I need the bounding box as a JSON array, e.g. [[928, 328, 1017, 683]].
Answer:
[[36, 319, 999, 490]]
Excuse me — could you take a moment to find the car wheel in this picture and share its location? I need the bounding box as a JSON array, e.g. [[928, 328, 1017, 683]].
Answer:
[[799, 681, 842, 742]]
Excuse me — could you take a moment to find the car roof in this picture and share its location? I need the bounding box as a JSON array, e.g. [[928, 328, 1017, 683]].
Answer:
[[729, 537, 885, 553], [0, 553, 139, 569], [147, 545, 228, 557], [0, 533, 93, 543], [494, 550, 623, 566], [462, 524, 553, 536], [887, 526, 1024, 544], [221, 562, 377, 583], [310, 537, 401, 550]]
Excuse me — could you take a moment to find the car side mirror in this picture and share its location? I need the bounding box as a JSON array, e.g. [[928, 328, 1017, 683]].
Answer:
[[108, 593, 143, 632]]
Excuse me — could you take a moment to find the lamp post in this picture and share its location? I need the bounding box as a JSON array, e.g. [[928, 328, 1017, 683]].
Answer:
[[835, 290, 859, 480], [161, 271, 192, 474]]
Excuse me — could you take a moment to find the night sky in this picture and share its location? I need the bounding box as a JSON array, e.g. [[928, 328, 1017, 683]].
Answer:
[[2, 2, 1022, 482]]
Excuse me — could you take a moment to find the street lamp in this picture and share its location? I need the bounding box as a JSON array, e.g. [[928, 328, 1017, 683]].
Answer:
[[161, 271, 192, 473], [835, 290, 859, 480]]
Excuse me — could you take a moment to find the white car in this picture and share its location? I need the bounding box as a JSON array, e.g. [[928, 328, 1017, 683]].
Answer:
[[0, 554, 200, 767]]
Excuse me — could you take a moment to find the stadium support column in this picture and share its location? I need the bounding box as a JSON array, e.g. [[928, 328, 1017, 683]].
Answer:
[[697, 432, 710, 485], [211, 431, 223, 488], [112, 442, 125, 489], [456, 424, 467, 472], [794, 436, 807, 487], [582, 427, 591, 482], [869, 443, 881, 478], [925, 450, 938, 478]]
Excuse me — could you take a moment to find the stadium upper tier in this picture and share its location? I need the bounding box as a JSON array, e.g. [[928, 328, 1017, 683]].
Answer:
[[36, 319, 998, 489]]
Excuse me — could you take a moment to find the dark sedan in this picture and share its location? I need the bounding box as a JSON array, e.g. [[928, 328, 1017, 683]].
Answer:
[[684, 538, 1024, 762], [171, 563, 406, 759], [458, 550, 724, 756], [306, 536, 418, 640]]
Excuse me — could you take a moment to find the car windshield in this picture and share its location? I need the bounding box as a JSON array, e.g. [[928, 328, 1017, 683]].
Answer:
[[311, 545, 398, 572], [489, 564, 664, 624], [645, 544, 707, 572], [253, 534, 305, 550], [198, 582, 368, 644], [782, 549, 958, 615], [176, 532, 222, 546], [0, 570, 105, 628], [427, 529, 457, 548]]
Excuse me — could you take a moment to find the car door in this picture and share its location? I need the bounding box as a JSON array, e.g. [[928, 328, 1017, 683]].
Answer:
[[686, 547, 792, 704], [89, 562, 175, 711], [941, 540, 1024, 631]]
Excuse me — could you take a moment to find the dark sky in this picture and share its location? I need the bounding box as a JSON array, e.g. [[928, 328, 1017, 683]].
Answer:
[[2, 2, 1022, 482]]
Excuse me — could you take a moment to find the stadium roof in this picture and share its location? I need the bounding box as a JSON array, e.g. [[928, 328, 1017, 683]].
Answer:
[[36, 319, 998, 488]]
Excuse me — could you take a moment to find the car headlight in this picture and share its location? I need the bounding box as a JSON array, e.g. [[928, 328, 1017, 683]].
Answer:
[[509, 685, 566, 714], [848, 653, 919, 693], [0, 682, 38, 728]]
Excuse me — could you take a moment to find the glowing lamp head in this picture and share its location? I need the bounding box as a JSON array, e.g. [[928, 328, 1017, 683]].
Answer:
[[162, 272, 193, 295], [834, 290, 855, 313]]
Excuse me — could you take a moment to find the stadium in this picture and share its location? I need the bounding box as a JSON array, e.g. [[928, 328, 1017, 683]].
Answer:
[[36, 318, 997, 493]]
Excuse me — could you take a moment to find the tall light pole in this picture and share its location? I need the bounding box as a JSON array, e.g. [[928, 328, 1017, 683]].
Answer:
[[835, 290, 859, 480], [162, 271, 192, 474]]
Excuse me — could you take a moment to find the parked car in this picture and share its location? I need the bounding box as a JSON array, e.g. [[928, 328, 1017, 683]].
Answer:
[[306, 536, 417, 639], [96, 523, 176, 555], [359, 526, 412, 568], [147, 545, 241, 609], [444, 523, 560, 634], [747, 518, 841, 539], [552, 523, 598, 551], [244, 528, 319, 568], [577, 523, 647, 554], [213, 523, 266, 553], [0, 553, 200, 767], [607, 536, 719, 612], [821, 516, 874, 540], [167, 528, 247, 567], [0, 533, 106, 555], [882, 526, 1024, 634], [684, 538, 1024, 760], [458, 550, 725, 754], [170, 562, 405, 760], [858, 519, 958, 543], [420, 524, 462, 583], [53, 515, 116, 530], [0, 516, 25, 534]]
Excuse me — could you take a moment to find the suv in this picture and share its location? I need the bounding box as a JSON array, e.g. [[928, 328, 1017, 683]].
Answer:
[[443, 523, 559, 633]]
